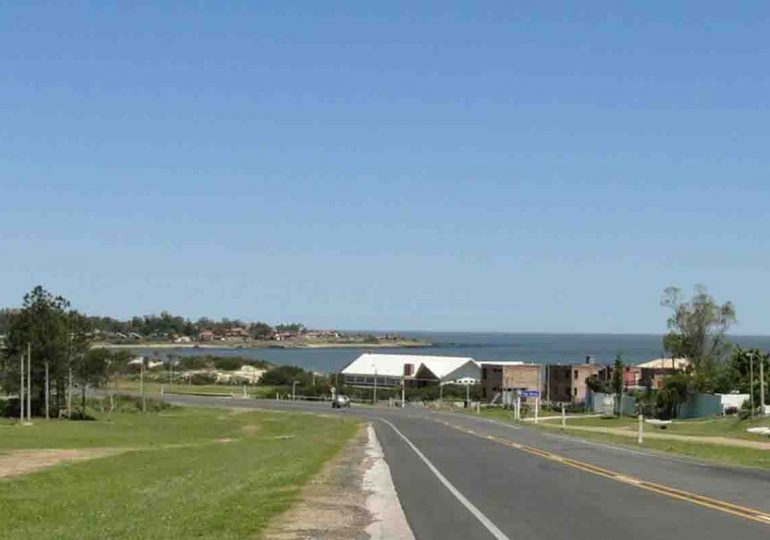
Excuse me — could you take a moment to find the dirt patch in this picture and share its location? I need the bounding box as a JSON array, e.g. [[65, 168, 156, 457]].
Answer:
[[241, 424, 261, 436], [0, 448, 130, 480], [264, 425, 373, 539]]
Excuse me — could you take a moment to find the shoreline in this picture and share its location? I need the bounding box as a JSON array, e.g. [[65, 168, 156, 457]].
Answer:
[[93, 340, 432, 351]]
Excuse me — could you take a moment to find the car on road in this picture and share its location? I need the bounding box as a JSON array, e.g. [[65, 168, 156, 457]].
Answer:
[[331, 394, 351, 408]]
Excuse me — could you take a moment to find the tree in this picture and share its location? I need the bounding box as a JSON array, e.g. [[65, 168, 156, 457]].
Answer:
[[661, 285, 736, 391], [726, 348, 770, 406], [73, 348, 111, 415], [611, 355, 624, 416], [656, 373, 691, 419], [249, 322, 274, 340], [585, 375, 610, 394], [1, 287, 75, 416], [260, 365, 311, 386]]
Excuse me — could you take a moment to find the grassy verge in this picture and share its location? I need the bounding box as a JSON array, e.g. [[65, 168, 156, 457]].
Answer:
[[0, 406, 358, 539], [543, 426, 770, 470], [542, 415, 770, 441], [113, 380, 283, 398]]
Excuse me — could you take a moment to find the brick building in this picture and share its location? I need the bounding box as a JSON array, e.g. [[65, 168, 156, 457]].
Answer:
[[480, 362, 542, 403], [545, 359, 604, 404]]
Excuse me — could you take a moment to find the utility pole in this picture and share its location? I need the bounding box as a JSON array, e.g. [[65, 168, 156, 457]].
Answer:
[[292, 380, 297, 401], [466, 382, 470, 409], [637, 413, 644, 444], [401, 378, 405, 408], [750, 351, 755, 417], [140, 361, 146, 413], [759, 356, 765, 416], [27, 342, 31, 423], [67, 366, 73, 418], [45, 362, 50, 420], [19, 353, 25, 422], [561, 403, 566, 428], [439, 383, 443, 406]]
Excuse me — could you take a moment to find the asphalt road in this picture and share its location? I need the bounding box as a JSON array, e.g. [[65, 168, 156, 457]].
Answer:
[[162, 394, 770, 540]]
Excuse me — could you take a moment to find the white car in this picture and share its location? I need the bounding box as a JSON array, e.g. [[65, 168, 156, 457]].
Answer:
[[331, 395, 351, 408]]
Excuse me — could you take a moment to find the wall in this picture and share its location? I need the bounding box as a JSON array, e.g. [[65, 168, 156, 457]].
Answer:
[[677, 393, 722, 419]]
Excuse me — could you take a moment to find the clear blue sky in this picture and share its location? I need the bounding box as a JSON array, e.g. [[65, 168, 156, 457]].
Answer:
[[2, 2, 769, 334]]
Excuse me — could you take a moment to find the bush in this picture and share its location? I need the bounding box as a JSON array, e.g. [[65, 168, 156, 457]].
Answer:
[[187, 372, 218, 385], [261, 365, 311, 386], [88, 394, 174, 414]]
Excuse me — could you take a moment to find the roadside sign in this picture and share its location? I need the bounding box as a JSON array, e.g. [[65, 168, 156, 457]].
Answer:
[[521, 390, 540, 398]]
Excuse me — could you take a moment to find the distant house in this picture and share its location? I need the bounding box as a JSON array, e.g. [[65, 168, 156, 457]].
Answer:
[[340, 353, 480, 388], [224, 327, 249, 339], [637, 357, 691, 389], [198, 330, 216, 342], [174, 336, 192, 344]]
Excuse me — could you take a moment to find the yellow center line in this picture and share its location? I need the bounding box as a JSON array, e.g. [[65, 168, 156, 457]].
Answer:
[[435, 418, 770, 526]]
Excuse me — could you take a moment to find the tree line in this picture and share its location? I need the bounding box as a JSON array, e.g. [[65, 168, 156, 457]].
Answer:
[[0, 305, 307, 341]]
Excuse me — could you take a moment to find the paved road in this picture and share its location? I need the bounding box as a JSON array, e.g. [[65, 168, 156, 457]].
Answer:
[[163, 394, 770, 540]]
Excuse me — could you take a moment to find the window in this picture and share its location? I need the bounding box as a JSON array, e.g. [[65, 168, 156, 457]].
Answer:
[[573, 388, 578, 396], [573, 370, 579, 379]]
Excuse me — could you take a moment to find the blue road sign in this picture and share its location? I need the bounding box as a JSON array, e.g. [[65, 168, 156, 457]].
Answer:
[[521, 390, 540, 398]]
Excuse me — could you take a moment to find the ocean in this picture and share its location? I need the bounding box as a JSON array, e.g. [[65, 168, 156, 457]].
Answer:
[[129, 332, 770, 374]]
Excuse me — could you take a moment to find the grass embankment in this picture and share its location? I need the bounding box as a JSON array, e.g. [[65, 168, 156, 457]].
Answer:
[[444, 406, 770, 469], [113, 380, 283, 398], [0, 405, 358, 539], [536, 415, 770, 470]]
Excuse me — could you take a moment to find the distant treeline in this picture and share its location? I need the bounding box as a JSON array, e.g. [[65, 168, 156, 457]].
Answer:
[[0, 307, 305, 340]]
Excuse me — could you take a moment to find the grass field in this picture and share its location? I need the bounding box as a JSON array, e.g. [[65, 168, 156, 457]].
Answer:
[[550, 427, 770, 470], [546, 414, 770, 441], [112, 380, 285, 398], [0, 405, 358, 539]]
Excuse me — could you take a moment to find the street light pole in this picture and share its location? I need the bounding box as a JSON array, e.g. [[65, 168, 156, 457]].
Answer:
[[750, 352, 755, 417], [466, 382, 470, 408], [45, 362, 49, 420], [759, 355, 765, 416], [401, 378, 405, 408], [19, 353, 25, 422], [292, 380, 297, 401], [373, 368, 378, 405], [27, 342, 31, 423]]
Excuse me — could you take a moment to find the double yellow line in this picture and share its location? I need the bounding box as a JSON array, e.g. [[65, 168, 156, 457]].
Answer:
[[435, 419, 770, 526]]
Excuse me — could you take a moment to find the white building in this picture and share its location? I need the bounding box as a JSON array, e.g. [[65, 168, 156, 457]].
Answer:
[[341, 353, 480, 387]]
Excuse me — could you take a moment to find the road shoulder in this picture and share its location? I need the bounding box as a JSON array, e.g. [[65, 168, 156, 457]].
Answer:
[[265, 422, 413, 540]]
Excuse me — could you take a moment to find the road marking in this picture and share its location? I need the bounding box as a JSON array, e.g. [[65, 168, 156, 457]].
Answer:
[[379, 419, 511, 540], [437, 420, 770, 527]]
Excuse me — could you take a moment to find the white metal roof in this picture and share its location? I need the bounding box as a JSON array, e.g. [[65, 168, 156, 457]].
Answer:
[[341, 353, 477, 378], [478, 361, 527, 366], [637, 358, 690, 369]]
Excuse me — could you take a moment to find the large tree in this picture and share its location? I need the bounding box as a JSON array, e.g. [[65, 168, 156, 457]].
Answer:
[[661, 285, 736, 390], [0, 286, 92, 416]]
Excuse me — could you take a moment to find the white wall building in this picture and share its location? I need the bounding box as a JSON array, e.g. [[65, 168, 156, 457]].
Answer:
[[341, 353, 480, 387]]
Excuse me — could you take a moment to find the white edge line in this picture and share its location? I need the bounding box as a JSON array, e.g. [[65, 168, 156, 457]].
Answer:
[[380, 419, 511, 540]]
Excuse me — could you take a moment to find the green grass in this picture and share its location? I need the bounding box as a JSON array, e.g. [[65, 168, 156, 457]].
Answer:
[[549, 414, 770, 441], [0, 407, 358, 539], [550, 427, 770, 470], [113, 380, 283, 398]]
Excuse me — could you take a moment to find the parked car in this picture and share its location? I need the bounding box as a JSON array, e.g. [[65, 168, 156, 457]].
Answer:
[[332, 394, 351, 408]]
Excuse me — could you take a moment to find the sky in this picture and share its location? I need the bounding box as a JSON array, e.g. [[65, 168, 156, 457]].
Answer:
[[1, 2, 770, 334]]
